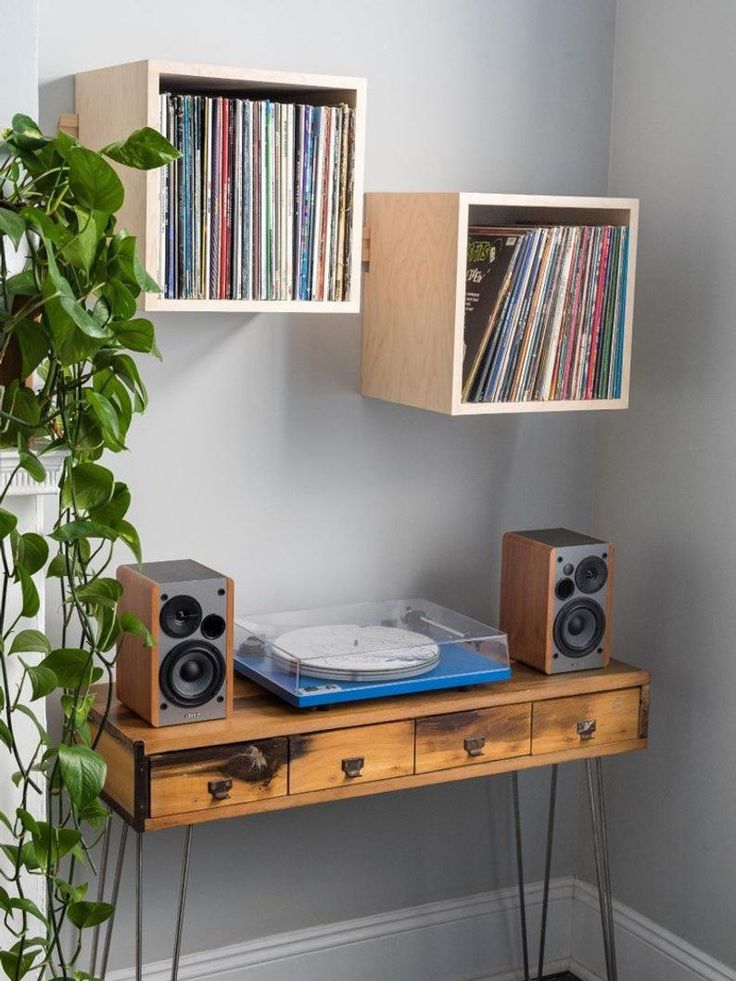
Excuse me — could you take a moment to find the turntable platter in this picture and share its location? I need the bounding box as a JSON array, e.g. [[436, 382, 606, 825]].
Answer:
[[268, 623, 441, 682]]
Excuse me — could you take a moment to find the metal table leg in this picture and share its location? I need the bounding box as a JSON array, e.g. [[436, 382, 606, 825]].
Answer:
[[90, 817, 112, 976], [512, 765, 558, 981], [586, 757, 617, 981], [512, 772, 530, 981], [537, 765, 558, 981], [136, 832, 143, 981], [171, 826, 194, 981], [99, 819, 129, 979]]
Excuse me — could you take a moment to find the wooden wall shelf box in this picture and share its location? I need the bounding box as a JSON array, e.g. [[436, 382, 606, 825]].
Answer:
[[75, 60, 367, 313], [361, 192, 639, 415]]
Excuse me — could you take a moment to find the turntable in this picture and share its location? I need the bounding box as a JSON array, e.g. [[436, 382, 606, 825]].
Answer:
[[234, 598, 511, 707]]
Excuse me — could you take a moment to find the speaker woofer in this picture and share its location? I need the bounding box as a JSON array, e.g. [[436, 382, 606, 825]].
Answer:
[[574, 556, 608, 594], [160, 595, 202, 638], [553, 599, 605, 658], [159, 641, 225, 707]]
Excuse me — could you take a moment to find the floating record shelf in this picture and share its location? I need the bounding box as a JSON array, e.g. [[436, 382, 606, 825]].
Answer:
[[234, 598, 511, 708]]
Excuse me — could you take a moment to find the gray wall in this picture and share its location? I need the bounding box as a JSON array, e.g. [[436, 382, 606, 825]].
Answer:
[[0, 0, 38, 127], [590, 0, 736, 968], [36, 0, 616, 968]]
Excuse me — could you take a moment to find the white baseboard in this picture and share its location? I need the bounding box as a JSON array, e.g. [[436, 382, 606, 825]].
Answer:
[[108, 876, 735, 981], [108, 878, 574, 981], [571, 879, 736, 981]]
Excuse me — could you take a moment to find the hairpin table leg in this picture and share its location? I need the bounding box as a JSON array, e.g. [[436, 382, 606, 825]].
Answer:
[[512, 765, 557, 981], [136, 832, 143, 981], [100, 819, 129, 979], [586, 757, 617, 981], [512, 772, 531, 981], [537, 764, 558, 981], [89, 816, 112, 976], [171, 826, 194, 981]]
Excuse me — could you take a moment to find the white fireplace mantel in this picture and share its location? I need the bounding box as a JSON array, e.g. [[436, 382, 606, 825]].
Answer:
[[0, 447, 66, 934]]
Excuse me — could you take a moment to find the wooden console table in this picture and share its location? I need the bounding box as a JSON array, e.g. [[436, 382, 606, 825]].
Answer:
[[89, 659, 650, 981]]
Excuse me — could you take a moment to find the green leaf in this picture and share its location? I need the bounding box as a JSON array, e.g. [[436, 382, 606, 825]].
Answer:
[[60, 211, 98, 274], [58, 744, 106, 808], [50, 519, 117, 543], [57, 276, 112, 338], [8, 896, 45, 923], [19, 450, 46, 483], [75, 577, 123, 609], [15, 808, 39, 836], [15, 532, 49, 575], [117, 519, 142, 564], [39, 648, 94, 688], [11, 114, 48, 150], [14, 318, 50, 378], [68, 146, 124, 213], [0, 947, 39, 980], [30, 822, 81, 867], [111, 317, 156, 353], [101, 353, 148, 411], [22, 663, 58, 700], [102, 126, 181, 169], [4, 269, 37, 296], [13, 704, 48, 744], [41, 274, 103, 367], [101, 280, 136, 321], [60, 692, 95, 730], [0, 208, 25, 249], [77, 797, 109, 828], [85, 390, 125, 451], [120, 611, 154, 647], [67, 899, 114, 929], [21, 206, 63, 244], [9, 629, 51, 656], [133, 250, 159, 293], [46, 551, 66, 578], [17, 566, 39, 618], [54, 876, 89, 903], [0, 508, 17, 539], [0, 721, 12, 751], [89, 481, 131, 526], [62, 461, 114, 511]]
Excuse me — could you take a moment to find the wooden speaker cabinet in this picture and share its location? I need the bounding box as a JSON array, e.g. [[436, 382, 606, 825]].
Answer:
[[500, 529, 614, 674], [117, 560, 234, 726]]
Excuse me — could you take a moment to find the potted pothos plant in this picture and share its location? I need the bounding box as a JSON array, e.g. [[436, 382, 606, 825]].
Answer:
[[0, 113, 179, 977]]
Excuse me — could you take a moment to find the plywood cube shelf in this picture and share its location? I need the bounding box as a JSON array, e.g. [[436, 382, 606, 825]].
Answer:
[[75, 61, 366, 313], [361, 193, 639, 415]]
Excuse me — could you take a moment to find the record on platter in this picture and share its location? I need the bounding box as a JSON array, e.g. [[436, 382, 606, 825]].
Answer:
[[267, 623, 441, 682]]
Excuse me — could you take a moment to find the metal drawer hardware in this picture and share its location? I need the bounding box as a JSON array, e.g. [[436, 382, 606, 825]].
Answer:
[[577, 719, 597, 741], [208, 778, 232, 800], [341, 757, 365, 778], [464, 736, 486, 757]]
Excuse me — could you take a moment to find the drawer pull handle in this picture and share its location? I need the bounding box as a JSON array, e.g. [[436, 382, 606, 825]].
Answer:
[[577, 719, 597, 741], [208, 778, 233, 801], [464, 736, 486, 757], [342, 757, 364, 778]]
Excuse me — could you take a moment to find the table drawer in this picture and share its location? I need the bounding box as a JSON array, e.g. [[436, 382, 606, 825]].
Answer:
[[289, 721, 414, 794], [150, 738, 288, 818], [416, 704, 531, 774], [532, 688, 641, 755]]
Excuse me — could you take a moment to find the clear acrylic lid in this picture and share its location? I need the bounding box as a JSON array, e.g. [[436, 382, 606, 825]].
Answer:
[[235, 598, 510, 693]]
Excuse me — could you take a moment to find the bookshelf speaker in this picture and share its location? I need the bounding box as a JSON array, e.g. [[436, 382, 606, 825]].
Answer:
[[116, 560, 234, 726], [500, 529, 614, 674]]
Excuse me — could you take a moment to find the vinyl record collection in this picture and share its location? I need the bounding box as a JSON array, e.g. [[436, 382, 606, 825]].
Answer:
[[159, 92, 356, 301], [463, 224, 629, 403]]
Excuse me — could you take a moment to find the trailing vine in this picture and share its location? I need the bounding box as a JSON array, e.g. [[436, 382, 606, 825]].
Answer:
[[0, 114, 178, 977]]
